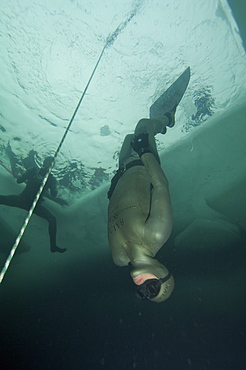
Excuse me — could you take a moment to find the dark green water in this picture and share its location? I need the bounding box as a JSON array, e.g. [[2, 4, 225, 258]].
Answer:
[[0, 234, 245, 370]]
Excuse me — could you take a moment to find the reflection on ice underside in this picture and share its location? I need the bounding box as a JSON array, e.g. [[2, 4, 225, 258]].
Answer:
[[0, 0, 245, 205]]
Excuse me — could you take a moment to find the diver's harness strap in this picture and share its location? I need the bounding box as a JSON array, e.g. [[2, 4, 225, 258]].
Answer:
[[107, 159, 144, 199], [159, 271, 172, 284]]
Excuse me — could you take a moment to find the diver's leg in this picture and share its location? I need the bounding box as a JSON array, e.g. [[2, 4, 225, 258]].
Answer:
[[34, 205, 66, 253], [118, 134, 138, 167], [118, 117, 169, 167], [108, 134, 139, 199], [133, 118, 167, 163], [134, 116, 169, 137], [119, 107, 175, 167], [133, 109, 176, 163]]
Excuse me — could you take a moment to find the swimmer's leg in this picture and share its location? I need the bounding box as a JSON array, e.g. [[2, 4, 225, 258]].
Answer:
[[118, 134, 138, 167], [34, 205, 66, 253]]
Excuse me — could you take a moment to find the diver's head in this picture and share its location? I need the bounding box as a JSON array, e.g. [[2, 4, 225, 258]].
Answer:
[[43, 156, 54, 169], [135, 273, 175, 303], [130, 255, 175, 303]]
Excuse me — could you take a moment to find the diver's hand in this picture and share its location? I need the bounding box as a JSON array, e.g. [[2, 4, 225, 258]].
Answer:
[[55, 197, 69, 206], [131, 133, 152, 157]]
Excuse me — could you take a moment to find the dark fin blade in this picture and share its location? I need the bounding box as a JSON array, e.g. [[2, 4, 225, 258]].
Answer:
[[149, 67, 190, 118]]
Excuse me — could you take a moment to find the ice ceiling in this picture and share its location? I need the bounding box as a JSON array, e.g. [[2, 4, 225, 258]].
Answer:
[[0, 0, 246, 202]]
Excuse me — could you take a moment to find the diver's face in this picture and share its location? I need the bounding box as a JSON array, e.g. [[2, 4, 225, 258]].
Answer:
[[135, 278, 161, 300], [133, 273, 158, 285]]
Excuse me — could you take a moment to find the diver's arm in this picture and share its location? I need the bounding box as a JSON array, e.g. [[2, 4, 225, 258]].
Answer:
[[141, 152, 173, 247], [48, 175, 58, 197], [46, 175, 68, 205], [16, 168, 32, 183]]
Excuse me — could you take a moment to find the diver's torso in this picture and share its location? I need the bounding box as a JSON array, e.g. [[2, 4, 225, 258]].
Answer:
[[108, 165, 153, 265], [21, 168, 51, 203]]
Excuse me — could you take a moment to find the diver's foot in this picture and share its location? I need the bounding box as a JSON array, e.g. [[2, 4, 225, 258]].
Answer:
[[164, 104, 177, 128], [51, 246, 67, 253], [160, 126, 167, 134]]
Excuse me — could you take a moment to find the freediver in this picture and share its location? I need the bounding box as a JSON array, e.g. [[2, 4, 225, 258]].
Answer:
[[0, 156, 66, 253], [107, 68, 190, 302]]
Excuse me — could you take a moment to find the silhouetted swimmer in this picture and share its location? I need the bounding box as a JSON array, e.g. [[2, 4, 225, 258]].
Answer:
[[0, 156, 67, 254]]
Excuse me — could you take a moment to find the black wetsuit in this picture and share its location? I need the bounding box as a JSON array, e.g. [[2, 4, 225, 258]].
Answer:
[[0, 167, 65, 252]]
